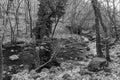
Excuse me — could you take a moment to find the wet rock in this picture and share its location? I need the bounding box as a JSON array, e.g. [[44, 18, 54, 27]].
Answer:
[[3, 43, 23, 66]]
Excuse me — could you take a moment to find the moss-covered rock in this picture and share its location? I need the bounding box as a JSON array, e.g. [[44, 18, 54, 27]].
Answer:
[[87, 57, 108, 72]]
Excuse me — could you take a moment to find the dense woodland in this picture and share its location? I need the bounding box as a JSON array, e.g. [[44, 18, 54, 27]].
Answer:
[[0, 0, 120, 80]]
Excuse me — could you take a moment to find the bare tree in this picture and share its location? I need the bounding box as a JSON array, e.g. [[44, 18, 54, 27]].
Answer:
[[25, 0, 33, 38], [91, 0, 103, 57], [0, 4, 3, 18], [104, 0, 119, 40], [4, 0, 23, 43], [14, 0, 23, 37], [5, 0, 15, 43], [0, 41, 3, 80], [52, 16, 60, 37], [91, 0, 111, 61], [0, 31, 5, 80], [66, 0, 92, 35], [24, 0, 29, 35]]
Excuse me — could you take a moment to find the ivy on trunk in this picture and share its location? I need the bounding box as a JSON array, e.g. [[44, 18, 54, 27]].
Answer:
[[33, 0, 67, 39]]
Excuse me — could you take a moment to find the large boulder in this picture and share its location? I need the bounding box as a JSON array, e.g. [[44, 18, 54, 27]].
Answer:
[[87, 57, 108, 72]]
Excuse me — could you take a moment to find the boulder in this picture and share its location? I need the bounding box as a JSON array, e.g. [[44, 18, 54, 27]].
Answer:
[[87, 57, 108, 72]]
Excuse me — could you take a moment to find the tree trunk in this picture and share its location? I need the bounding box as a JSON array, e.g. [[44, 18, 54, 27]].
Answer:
[[0, 43, 3, 80], [29, 11, 32, 38], [0, 33, 4, 80], [52, 17, 60, 37], [105, 39, 110, 61], [91, 0, 103, 57], [96, 2, 111, 61], [91, 0, 111, 61], [27, 0, 32, 38]]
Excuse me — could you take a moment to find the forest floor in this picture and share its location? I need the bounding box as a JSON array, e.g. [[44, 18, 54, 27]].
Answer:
[[2, 35, 120, 80]]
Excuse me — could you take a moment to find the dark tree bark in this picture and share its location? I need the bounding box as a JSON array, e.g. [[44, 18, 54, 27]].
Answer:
[[0, 43, 3, 80], [52, 17, 60, 37], [34, 0, 66, 39], [98, 10, 111, 61], [27, 0, 33, 38], [0, 33, 4, 80], [91, 0, 111, 61], [91, 0, 103, 57], [34, 1, 51, 40], [104, 38, 110, 61]]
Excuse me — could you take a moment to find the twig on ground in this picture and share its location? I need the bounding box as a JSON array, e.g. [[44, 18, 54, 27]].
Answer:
[[35, 41, 63, 71]]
